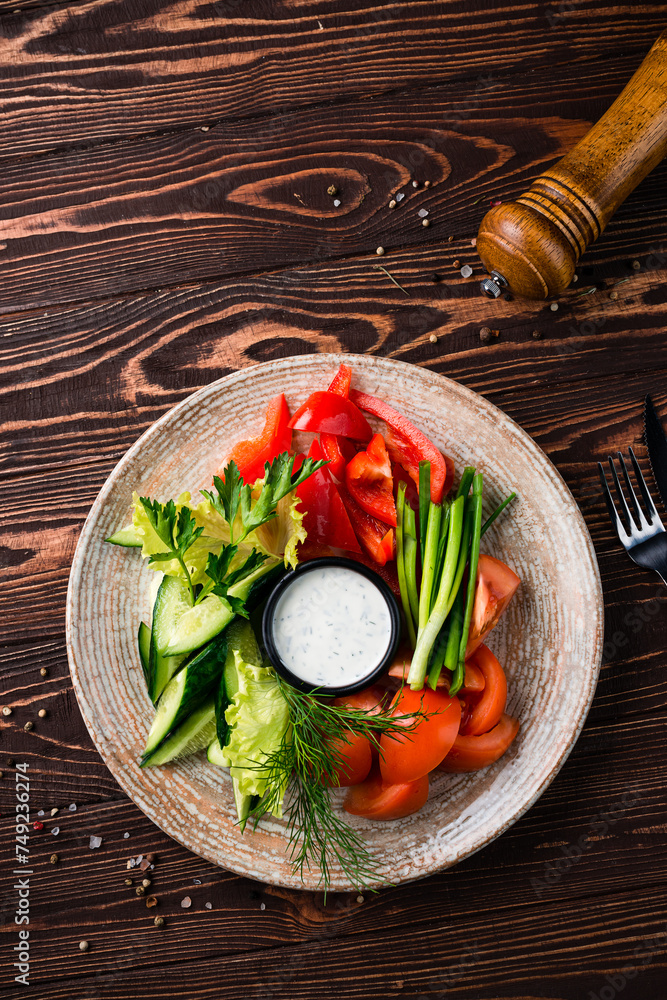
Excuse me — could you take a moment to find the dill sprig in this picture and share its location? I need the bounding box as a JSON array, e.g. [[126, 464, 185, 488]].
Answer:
[[250, 679, 425, 895]]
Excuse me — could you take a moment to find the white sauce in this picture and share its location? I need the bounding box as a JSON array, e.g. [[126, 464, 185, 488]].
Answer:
[[271, 565, 393, 688]]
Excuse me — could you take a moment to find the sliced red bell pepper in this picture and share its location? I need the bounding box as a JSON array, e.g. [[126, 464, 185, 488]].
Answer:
[[320, 364, 355, 479], [349, 389, 454, 502], [224, 393, 291, 485], [392, 462, 420, 512], [296, 441, 361, 553], [288, 391, 372, 440], [345, 433, 397, 527], [339, 485, 395, 566]]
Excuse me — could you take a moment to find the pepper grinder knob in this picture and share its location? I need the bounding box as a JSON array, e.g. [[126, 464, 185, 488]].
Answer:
[[476, 30, 667, 300]]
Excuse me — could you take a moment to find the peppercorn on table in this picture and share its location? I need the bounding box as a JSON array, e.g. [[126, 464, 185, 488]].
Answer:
[[2, 3, 667, 998]]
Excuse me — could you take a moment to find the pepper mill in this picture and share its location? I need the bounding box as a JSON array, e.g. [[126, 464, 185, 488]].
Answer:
[[477, 30, 667, 300]]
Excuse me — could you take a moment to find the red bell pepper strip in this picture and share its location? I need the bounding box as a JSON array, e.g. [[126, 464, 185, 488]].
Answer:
[[224, 393, 292, 485], [288, 391, 372, 440], [345, 433, 397, 527], [296, 441, 361, 553], [320, 364, 355, 479], [339, 485, 395, 566], [349, 389, 454, 502]]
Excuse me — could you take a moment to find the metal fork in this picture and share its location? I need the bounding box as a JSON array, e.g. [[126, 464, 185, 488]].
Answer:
[[598, 447, 667, 586]]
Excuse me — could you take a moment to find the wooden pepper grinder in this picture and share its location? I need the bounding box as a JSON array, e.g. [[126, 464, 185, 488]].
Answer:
[[477, 30, 667, 300]]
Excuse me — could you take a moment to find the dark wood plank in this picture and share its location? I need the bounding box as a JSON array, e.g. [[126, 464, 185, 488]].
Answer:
[[0, 2, 665, 159], [1, 50, 667, 307]]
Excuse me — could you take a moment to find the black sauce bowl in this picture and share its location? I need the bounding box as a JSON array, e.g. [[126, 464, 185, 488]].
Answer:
[[261, 557, 401, 696]]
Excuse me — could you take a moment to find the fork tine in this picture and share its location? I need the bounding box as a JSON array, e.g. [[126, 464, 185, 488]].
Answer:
[[617, 451, 647, 529], [608, 455, 633, 534], [598, 461, 630, 543], [628, 446, 660, 524]]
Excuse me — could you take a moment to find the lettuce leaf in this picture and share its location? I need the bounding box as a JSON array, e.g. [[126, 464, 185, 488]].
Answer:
[[221, 656, 290, 811], [247, 492, 306, 570]]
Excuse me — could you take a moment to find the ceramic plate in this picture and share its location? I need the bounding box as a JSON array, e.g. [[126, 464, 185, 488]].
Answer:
[[66, 354, 603, 891]]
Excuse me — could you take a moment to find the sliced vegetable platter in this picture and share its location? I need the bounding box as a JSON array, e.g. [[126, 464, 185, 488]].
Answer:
[[66, 354, 603, 891]]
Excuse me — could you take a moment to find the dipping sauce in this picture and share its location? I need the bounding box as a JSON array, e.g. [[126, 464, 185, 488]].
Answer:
[[264, 561, 398, 692]]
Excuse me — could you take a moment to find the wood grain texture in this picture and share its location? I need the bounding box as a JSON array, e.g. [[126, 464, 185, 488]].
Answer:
[[0, 2, 666, 160], [1, 50, 667, 309]]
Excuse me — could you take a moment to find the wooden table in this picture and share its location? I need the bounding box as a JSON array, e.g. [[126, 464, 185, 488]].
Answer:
[[2, 3, 667, 997]]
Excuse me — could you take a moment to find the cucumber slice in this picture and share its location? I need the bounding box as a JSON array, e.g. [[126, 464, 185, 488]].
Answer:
[[137, 622, 153, 694], [141, 698, 217, 767], [164, 561, 284, 656], [207, 736, 228, 766], [142, 636, 227, 758], [106, 525, 142, 547], [163, 594, 233, 657], [214, 619, 261, 743], [152, 576, 193, 655]]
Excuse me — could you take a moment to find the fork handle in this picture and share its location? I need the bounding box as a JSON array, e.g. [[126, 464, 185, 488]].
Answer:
[[477, 29, 667, 298]]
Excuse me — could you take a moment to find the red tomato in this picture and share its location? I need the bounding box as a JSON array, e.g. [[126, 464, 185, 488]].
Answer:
[[323, 733, 373, 787], [343, 763, 429, 821], [334, 684, 386, 715], [349, 389, 454, 502], [225, 394, 292, 484], [459, 645, 507, 736], [438, 714, 520, 772], [339, 486, 395, 566], [345, 433, 397, 527], [465, 554, 520, 658], [296, 441, 361, 553], [379, 687, 461, 783], [288, 391, 372, 440]]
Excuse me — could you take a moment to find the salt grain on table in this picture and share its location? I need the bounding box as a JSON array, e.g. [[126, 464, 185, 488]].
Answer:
[[205, 903, 212, 910], [52, 827, 60, 836], [418, 208, 429, 218], [181, 897, 192, 909], [395, 192, 405, 202], [123, 832, 130, 839], [89, 835, 103, 849], [193, 879, 201, 885], [38, 810, 44, 817], [69, 803, 77, 812]]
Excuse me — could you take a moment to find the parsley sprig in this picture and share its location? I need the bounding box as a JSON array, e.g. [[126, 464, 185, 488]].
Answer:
[[138, 499, 204, 602]]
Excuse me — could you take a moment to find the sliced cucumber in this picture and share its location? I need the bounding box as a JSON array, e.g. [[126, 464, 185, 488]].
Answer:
[[214, 619, 261, 744], [149, 576, 192, 702], [141, 698, 217, 767], [142, 636, 227, 758], [137, 622, 153, 694], [207, 736, 228, 766], [163, 561, 284, 657], [106, 525, 142, 547]]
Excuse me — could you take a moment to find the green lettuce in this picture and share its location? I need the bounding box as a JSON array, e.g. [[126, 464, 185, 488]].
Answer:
[[249, 492, 306, 571], [221, 655, 291, 811]]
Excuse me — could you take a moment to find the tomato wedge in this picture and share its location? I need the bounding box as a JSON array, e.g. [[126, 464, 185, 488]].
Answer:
[[438, 714, 520, 772], [339, 486, 395, 565], [295, 441, 361, 553], [349, 389, 454, 502], [289, 391, 372, 440], [345, 433, 397, 526], [323, 733, 373, 787], [334, 684, 386, 715], [224, 393, 291, 484], [343, 763, 429, 821], [465, 554, 520, 658], [320, 364, 357, 479], [379, 687, 461, 783], [459, 644, 507, 736]]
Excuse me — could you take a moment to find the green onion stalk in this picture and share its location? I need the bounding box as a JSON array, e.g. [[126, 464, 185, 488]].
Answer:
[[396, 483, 416, 647]]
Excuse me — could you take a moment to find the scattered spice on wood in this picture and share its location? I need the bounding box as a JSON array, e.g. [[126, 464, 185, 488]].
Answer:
[[24, 722, 33, 731], [429, 334, 438, 343], [327, 185, 338, 196], [396, 192, 405, 202], [479, 327, 492, 343], [146, 853, 156, 864], [181, 897, 192, 909], [146, 896, 158, 908], [38, 710, 47, 718], [260, 902, 266, 910], [571, 274, 579, 283], [123, 832, 130, 840], [460, 264, 473, 278], [575, 286, 596, 296], [38, 810, 45, 817], [631, 259, 641, 270], [51, 808, 58, 817], [357, 895, 365, 904], [609, 290, 619, 300], [412, 180, 419, 188], [490, 198, 502, 206], [0, 771, 4, 779], [142, 879, 151, 888], [532, 329, 543, 340], [154, 916, 165, 927], [2, 707, 12, 716], [193, 879, 202, 885], [89, 836, 103, 850], [333, 199, 341, 207], [375, 246, 385, 256], [50, 854, 59, 864], [424, 180, 431, 188], [7, 759, 15, 766], [33, 821, 43, 831], [79, 941, 89, 953], [205, 902, 212, 910], [447, 235, 454, 242], [200, 126, 209, 132], [136, 887, 145, 897], [388, 199, 397, 208], [372, 264, 410, 296], [550, 302, 559, 311], [52, 827, 60, 836], [471, 237, 477, 247], [453, 259, 461, 268], [124, 878, 132, 886], [139, 859, 151, 872], [418, 208, 429, 218], [422, 219, 430, 227], [40, 668, 48, 677], [69, 803, 77, 812], [472, 197, 483, 205]]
